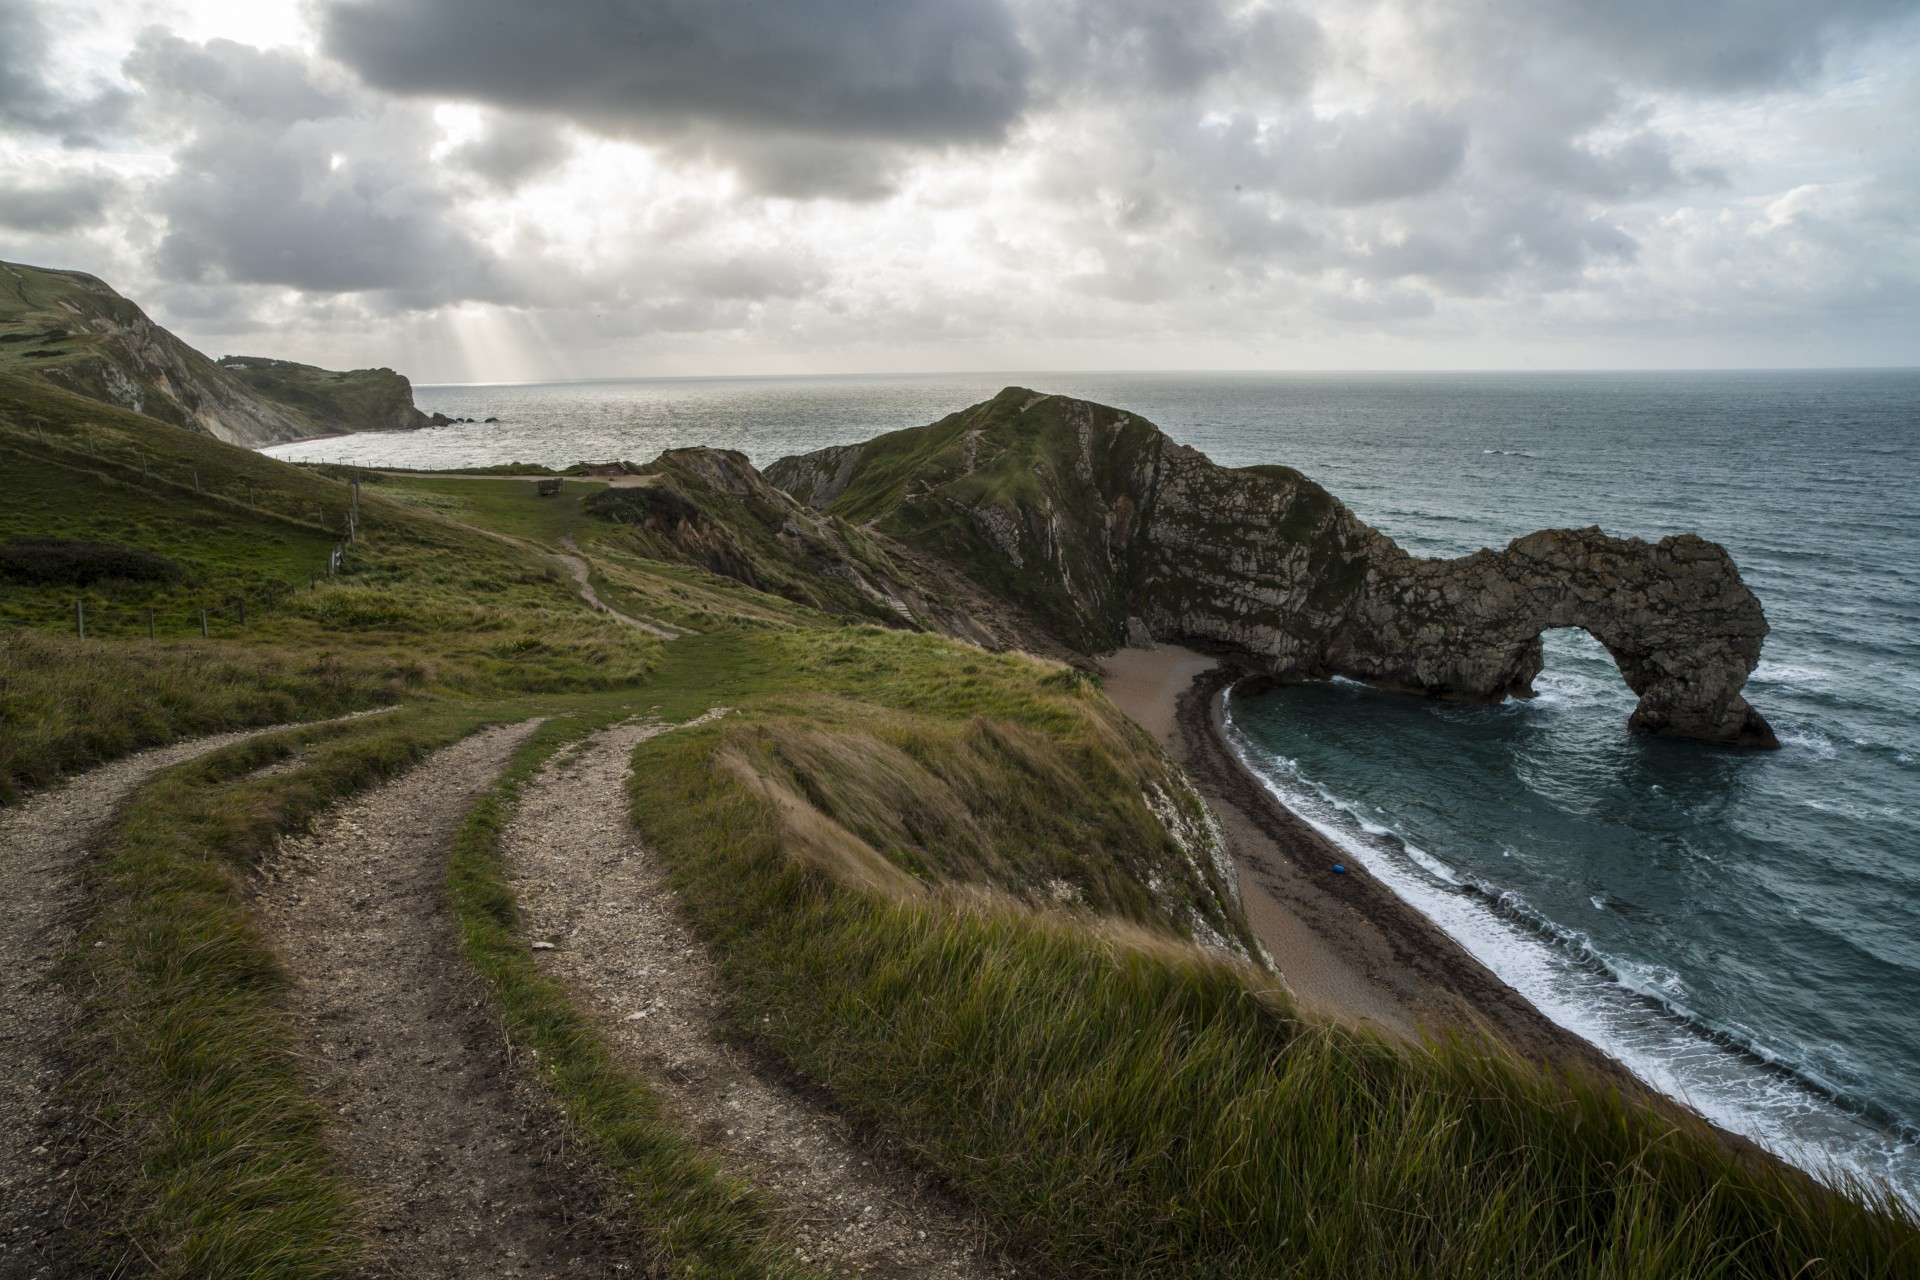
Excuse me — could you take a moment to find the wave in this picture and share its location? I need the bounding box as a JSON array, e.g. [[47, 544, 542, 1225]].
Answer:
[[1220, 692, 1920, 1205]]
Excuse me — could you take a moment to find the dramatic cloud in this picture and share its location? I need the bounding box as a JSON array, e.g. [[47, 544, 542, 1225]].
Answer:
[[0, 168, 114, 232], [323, 0, 1032, 144], [443, 115, 575, 191], [2, 0, 1916, 376], [123, 33, 519, 305]]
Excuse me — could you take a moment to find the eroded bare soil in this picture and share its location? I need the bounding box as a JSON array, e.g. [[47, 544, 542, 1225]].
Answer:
[[256, 720, 640, 1279], [509, 719, 1018, 1280]]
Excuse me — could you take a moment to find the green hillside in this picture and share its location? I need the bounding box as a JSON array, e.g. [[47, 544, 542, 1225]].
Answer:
[[3, 373, 1914, 1278], [1, 260, 429, 445]]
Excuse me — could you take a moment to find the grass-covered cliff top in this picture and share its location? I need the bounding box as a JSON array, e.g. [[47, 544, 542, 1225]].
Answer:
[[2, 372, 1913, 1277], [216, 355, 425, 433]]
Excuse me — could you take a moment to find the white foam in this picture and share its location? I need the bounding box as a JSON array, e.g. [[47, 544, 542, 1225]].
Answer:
[[1220, 698, 1920, 1207], [1779, 728, 1840, 759], [1752, 661, 1832, 688]]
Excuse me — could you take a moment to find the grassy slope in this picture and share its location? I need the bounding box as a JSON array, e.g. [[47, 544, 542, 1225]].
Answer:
[[0, 373, 661, 798], [6, 374, 1916, 1278], [216, 356, 421, 433], [629, 630, 1920, 1280]]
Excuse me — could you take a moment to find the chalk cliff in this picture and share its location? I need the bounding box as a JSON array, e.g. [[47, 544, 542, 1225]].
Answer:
[[768, 387, 1776, 747]]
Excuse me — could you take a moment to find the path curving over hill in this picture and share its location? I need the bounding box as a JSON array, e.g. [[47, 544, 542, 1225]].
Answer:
[[554, 539, 691, 639], [0, 725, 347, 1277], [508, 720, 1016, 1280], [255, 721, 637, 1278]]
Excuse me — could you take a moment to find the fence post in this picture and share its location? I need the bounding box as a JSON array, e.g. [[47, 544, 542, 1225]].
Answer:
[[75, 598, 84, 640], [193, 468, 201, 494], [200, 608, 208, 637], [140, 450, 147, 481]]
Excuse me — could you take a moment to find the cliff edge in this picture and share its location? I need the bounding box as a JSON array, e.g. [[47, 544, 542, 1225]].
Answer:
[[1, 259, 428, 447], [768, 387, 1776, 747]]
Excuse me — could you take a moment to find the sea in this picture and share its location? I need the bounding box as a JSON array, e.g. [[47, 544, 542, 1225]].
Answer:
[[265, 369, 1920, 1202]]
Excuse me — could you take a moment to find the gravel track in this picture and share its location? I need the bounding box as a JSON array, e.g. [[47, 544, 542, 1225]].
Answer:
[[509, 718, 1017, 1280], [256, 720, 638, 1279], [0, 725, 325, 1279]]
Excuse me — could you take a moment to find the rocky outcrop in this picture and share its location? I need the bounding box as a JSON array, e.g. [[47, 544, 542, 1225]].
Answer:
[[216, 356, 430, 434], [1, 259, 428, 447], [769, 388, 1777, 747], [589, 446, 1029, 638]]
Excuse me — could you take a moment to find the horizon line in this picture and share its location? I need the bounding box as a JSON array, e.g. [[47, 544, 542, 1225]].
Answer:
[[411, 365, 1920, 389]]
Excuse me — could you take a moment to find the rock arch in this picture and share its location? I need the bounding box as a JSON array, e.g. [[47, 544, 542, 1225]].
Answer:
[[1245, 526, 1778, 747]]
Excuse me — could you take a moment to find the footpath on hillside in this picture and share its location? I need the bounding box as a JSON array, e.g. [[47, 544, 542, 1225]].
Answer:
[[0, 724, 357, 1277], [255, 721, 639, 1278], [508, 719, 1016, 1280]]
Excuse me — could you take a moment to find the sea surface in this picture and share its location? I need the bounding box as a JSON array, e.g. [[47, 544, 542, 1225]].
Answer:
[[266, 369, 1920, 1200]]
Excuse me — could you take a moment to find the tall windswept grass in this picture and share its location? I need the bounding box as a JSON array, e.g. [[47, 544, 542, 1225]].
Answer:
[[628, 692, 1920, 1280], [0, 629, 414, 802], [61, 710, 479, 1277]]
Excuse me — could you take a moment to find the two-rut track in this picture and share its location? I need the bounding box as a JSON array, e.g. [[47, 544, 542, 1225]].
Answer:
[[4, 715, 1014, 1276]]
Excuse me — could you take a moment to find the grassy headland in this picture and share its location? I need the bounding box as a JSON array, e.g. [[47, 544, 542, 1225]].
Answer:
[[3, 369, 1914, 1278]]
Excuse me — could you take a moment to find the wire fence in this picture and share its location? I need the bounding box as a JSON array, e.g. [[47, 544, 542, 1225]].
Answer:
[[0, 419, 368, 641]]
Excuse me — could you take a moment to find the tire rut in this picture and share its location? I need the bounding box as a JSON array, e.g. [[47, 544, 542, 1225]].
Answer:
[[0, 725, 337, 1279], [509, 720, 1018, 1280], [256, 720, 636, 1279]]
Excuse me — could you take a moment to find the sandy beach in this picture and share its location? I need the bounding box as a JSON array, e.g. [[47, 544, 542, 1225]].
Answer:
[[1101, 643, 1633, 1075]]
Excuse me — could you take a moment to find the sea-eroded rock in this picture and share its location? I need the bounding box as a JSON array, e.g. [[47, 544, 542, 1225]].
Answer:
[[769, 388, 1777, 747]]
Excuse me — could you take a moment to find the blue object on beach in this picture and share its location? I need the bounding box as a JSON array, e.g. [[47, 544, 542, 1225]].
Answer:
[[1332, 863, 1346, 874]]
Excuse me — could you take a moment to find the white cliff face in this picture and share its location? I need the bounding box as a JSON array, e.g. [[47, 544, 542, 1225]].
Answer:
[[770, 388, 1778, 748]]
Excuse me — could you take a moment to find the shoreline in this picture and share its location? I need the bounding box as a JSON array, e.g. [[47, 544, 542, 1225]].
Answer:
[[1102, 644, 1651, 1080], [1105, 643, 1920, 1205]]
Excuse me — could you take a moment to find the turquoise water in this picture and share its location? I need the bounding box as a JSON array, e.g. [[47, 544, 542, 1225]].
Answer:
[[267, 369, 1920, 1197]]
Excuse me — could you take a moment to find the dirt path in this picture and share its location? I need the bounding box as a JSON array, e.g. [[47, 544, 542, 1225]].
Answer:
[[554, 542, 688, 640], [509, 720, 1016, 1279], [0, 725, 333, 1278], [256, 721, 635, 1279]]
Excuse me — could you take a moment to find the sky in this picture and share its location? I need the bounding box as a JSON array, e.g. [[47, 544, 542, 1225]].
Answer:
[[2, 0, 1917, 382]]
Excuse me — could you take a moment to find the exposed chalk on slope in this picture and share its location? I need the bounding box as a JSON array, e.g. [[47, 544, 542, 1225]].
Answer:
[[0, 724, 339, 1278], [256, 721, 635, 1278], [508, 720, 1016, 1280]]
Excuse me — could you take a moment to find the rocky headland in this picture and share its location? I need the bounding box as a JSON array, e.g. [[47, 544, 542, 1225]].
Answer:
[[1, 259, 431, 447], [767, 386, 1775, 747]]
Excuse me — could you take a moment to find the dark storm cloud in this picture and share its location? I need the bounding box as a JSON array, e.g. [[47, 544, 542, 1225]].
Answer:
[[321, 0, 1032, 145], [0, 0, 130, 142], [1258, 109, 1469, 207], [0, 170, 113, 232], [124, 33, 515, 306]]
